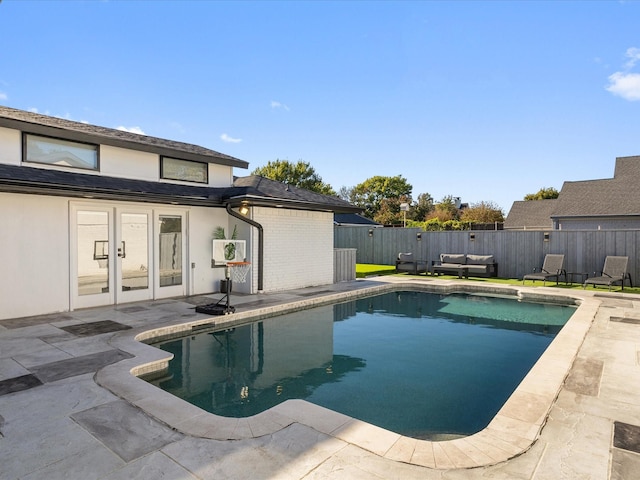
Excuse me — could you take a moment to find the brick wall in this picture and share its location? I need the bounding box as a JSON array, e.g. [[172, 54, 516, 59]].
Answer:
[[253, 207, 334, 291]]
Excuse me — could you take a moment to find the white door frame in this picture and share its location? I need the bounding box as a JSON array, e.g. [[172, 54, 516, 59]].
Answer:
[[70, 202, 189, 309]]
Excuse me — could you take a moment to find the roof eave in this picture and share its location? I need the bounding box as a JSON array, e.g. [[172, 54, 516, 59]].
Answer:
[[0, 116, 249, 169]]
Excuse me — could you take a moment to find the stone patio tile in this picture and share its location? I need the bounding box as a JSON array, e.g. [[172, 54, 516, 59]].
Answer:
[[47, 334, 114, 357], [100, 451, 197, 480], [450, 436, 505, 464], [0, 336, 67, 362], [20, 443, 125, 480], [306, 443, 441, 480], [409, 440, 436, 468], [495, 390, 549, 426], [383, 435, 417, 463], [432, 442, 455, 469], [30, 349, 132, 383], [0, 357, 30, 382], [71, 400, 184, 462], [610, 448, 640, 480], [0, 416, 100, 480], [563, 357, 603, 396], [331, 418, 401, 457], [163, 423, 346, 480], [271, 399, 352, 436]]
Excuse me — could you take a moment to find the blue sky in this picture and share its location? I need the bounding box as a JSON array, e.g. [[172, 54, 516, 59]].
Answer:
[[1, 1, 639, 213]]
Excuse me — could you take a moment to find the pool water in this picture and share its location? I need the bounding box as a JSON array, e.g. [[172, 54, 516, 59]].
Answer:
[[148, 291, 576, 439]]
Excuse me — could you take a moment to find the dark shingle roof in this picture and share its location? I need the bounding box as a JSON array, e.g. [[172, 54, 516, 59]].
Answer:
[[0, 163, 222, 206], [552, 156, 640, 218], [334, 213, 381, 226], [504, 199, 557, 229], [0, 105, 249, 169], [226, 175, 361, 213], [0, 165, 361, 213]]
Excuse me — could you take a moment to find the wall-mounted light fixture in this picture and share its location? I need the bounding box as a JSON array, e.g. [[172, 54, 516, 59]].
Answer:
[[543, 232, 550, 242], [469, 233, 475, 241], [368, 229, 374, 237], [416, 232, 422, 241], [238, 205, 250, 216]]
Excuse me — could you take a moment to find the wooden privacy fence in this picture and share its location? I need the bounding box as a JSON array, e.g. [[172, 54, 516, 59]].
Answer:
[[334, 227, 640, 284]]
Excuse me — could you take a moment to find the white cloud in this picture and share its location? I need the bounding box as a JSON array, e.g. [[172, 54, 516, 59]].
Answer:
[[270, 100, 290, 111], [220, 133, 242, 143], [116, 125, 146, 135], [606, 47, 640, 101], [624, 47, 640, 69]]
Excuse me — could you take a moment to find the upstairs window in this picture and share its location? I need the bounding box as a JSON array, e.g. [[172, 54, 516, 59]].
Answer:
[[24, 133, 99, 170], [161, 156, 208, 184]]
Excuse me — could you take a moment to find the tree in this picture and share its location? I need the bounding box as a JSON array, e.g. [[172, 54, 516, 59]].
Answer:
[[460, 201, 504, 223], [374, 195, 412, 225], [524, 187, 559, 201], [251, 159, 336, 195], [350, 175, 413, 220], [427, 195, 459, 222], [411, 193, 435, 222]]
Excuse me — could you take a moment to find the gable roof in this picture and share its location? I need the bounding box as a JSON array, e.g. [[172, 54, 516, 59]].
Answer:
[[504, 199, 557, 229], [552, 155, 640, 218], [0, 105, 249, 169]]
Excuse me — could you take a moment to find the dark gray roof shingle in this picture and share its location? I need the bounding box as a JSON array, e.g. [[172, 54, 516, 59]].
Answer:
[[0, 105, 249, 169], [504, 199, 557, 229]]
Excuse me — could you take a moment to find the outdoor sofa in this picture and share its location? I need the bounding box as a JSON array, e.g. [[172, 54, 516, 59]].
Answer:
[[431, 253, 498, 278], [395, 252, 428, 275]]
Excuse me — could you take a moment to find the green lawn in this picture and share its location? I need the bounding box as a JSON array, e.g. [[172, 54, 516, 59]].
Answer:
[[356, 263, 640, 295]]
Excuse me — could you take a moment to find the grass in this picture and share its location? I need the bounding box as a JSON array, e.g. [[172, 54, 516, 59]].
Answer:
[[356, 263, 640, 295]]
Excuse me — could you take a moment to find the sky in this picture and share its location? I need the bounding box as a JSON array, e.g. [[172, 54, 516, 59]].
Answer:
[[1, 0, 640, 213]]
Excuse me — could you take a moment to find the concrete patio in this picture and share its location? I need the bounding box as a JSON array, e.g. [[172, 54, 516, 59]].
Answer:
[[1, 276, 640, 479]]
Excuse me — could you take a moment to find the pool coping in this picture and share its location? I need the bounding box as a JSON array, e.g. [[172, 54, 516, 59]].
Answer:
[[95, 278, 600, 470]]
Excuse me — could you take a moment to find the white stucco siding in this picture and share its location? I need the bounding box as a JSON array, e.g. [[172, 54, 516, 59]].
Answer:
[[0, 127, 21, 165], [0, 193, 70, 319], [253, 207, 334, 292], [99, 145, 158, 181], [188, 206, 234, 295]]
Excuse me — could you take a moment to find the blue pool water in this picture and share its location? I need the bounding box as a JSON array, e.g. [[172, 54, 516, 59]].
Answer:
[[148, 291, 576, 439]]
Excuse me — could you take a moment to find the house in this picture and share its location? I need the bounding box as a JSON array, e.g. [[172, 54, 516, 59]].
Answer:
[[505, 155, 640, 230], [0, 106, 359, 321]]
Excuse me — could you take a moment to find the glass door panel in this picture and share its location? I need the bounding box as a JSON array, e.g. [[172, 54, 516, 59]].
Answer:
[[120, 213, 149, 292], [77, 210, 110, 296], [159, 215, 182, 287]]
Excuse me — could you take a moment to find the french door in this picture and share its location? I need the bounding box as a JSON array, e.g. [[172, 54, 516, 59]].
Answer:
[[71, 204, 187, 309]]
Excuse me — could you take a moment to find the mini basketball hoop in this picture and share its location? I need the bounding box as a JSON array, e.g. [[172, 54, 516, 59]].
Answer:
[[227, 261, 251, 284]]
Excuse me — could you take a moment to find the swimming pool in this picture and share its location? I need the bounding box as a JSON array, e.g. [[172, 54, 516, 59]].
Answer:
[[146, 290, 576, 439]]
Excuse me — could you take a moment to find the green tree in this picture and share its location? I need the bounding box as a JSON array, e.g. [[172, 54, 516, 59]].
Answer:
[[350, 175, 413, 220], [411, 192, 435, 221], [460, 201, 504, 223], [524, 187, 559, 201], [374, 195, 412, 225], [251, 159, 336, 195], [427, 195, 459, 222]]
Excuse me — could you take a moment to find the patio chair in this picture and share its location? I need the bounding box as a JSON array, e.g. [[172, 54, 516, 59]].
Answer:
[[523, 254, 566, 285], [395, 252, 428, 275], [583, 256, 633, 291]]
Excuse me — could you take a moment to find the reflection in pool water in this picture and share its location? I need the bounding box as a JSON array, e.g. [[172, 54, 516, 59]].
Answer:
[[147, 291, 576, 439]]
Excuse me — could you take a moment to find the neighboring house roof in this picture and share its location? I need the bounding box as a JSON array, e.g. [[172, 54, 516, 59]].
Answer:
[[552, 156, 640, 218], [505, 155, 640, 229], [0, 105, 248, 169], [504, 199, 557, 229], [334, 213, 381, 226]]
